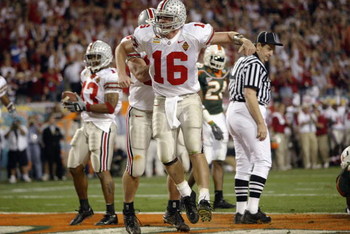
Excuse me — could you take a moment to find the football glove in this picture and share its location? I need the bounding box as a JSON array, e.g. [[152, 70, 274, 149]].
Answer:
[[63, 95, 86, 112], [210, 122, 224, 141]]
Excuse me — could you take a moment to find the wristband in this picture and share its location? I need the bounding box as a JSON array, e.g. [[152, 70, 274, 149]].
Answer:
[[86, 103, 91, 112], [233, 33, 244, 45], [105, 102, 115, 114]]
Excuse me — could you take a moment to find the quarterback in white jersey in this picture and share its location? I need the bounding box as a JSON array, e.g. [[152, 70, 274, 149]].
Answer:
[[0, 75, 16, 115], [121, 9, 190, 233], [115, 0, 256, 224], [63, 40, 121, 226]]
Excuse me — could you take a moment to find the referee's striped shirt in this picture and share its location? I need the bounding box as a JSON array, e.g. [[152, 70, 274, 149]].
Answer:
[[228, 54, 271, 106]]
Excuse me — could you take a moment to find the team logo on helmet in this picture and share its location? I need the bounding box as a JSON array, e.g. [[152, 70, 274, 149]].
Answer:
[[203, 45, 226, 71]]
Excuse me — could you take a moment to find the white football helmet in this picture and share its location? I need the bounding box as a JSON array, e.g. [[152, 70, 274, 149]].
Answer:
[[153, 0, 186, 36], [84, 40, 112, 73], [203, 45, 226, 70], [138, 8, 156, 26], [340, 146, 350, 169]]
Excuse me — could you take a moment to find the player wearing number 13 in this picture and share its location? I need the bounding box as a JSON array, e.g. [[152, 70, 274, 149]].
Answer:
[[115, 0, 255, 223], [63, 40, 122, 226]]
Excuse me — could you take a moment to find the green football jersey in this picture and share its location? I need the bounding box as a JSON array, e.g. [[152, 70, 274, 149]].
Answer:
[[198, 66, 228, 115]]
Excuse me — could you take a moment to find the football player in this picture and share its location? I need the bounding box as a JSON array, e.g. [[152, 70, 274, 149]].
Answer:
[[115, 0, 255, 225], [336, 146, 350, 214], [197, 45, 235, 209], [0, 75, 16, 116], [63, 40, 122, 226], [121, 8, 189, 234]]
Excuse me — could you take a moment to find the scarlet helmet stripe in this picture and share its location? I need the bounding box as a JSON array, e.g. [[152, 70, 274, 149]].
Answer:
[[147, 8, 154, 19], [159, 0, 170, 11]]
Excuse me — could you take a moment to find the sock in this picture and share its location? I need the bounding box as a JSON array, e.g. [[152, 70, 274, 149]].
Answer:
[[167, 200, 179, 212], [79, 199, 90, 210], [235, 179, 248, 214], [247, 174, 267, 214], [198, 188, 210, 202], [176, 180, 192, 197], [106, 203, 115, 214], [215, 190, 223, 202], [123, 202, 134, 214]]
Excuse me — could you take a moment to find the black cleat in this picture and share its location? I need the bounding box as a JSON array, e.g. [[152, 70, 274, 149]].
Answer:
[[95, 213, 118, 225], [213, 199, 236, 209], [69, 207, 94, 225], [123, 212, 141, 234], [181, 191, 199, 224], [241, 209, 271, 224], [234, 213, 243, 224], [198, 199, 212, 222], [163, 210, 190, 232]]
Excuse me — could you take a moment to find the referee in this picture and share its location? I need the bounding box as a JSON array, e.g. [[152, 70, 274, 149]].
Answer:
[[226, 31, 283, 224]]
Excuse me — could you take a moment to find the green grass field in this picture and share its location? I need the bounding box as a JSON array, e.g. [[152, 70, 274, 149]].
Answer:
[[0, 167, 345, 214]]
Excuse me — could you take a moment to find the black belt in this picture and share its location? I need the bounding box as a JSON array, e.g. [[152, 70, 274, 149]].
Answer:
[[234, 99, 265, 106]]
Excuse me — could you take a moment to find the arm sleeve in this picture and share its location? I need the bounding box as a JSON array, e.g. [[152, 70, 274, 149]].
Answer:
[[186, 22, 214, 48]]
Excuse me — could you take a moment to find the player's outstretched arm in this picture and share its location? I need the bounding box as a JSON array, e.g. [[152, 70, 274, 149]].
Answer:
[[115, 39, 135, 88], [1, 94, 16, 114], [86, 93, 119, 114], [211, 32, 256, 56], [127, 57, 150, 83]]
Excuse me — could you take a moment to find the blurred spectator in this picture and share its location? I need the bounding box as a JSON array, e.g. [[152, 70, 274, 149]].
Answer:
[[271, 102, 289, 170], [42, 114, 64, 180], [5, 118, 31, 183], [315, 107, 330, 168], [326, 101, 346, 160], [27, 115, 43, 181], [297, 104, 318, 169]]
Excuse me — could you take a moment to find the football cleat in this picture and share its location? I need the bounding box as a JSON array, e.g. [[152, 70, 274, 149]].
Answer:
[[123, 211, 141, 234], [181, 190, 199, 224], [198, 199, 212, 222], [234, 213, 243, 224], [95, 213, 118, 225], [163, 209, 190, 232], [241, 209, 271, 224], [213, 199, 236, 209], [69, 207, 94, 225]]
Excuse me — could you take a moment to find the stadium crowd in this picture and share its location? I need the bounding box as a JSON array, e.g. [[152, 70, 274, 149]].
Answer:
[[0, 0, 350, 181]]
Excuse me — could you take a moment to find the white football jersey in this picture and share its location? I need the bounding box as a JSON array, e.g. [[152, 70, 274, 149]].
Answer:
[[133, 22, 214, 97], [0, 76, 8, 98], [80, 67, 123, 132]]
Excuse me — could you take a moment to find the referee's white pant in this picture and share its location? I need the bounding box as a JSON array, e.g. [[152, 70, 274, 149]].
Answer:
[[226, 102, 272, 180]]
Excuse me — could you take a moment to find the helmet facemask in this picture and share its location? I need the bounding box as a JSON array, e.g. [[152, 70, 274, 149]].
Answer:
[[152, 0, 186, 36], [84, 40, 112, 73], [203, 45, 226, 71]]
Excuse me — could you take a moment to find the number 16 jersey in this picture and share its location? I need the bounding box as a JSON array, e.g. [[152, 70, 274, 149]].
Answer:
[[133, 22, 214, 97]]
